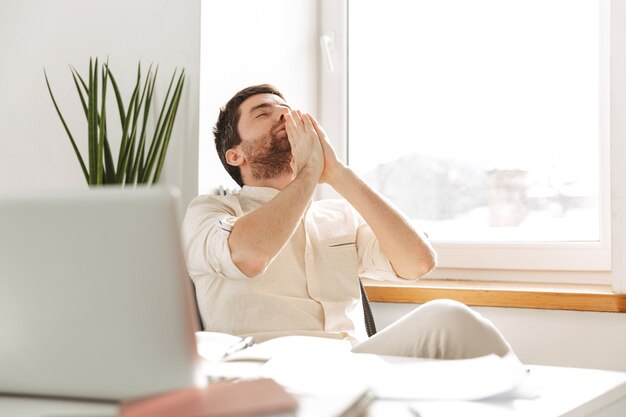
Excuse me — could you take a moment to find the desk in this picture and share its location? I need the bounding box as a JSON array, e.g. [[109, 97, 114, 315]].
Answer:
[[366, 365, 626, 417], [2, 364, 626, 417]]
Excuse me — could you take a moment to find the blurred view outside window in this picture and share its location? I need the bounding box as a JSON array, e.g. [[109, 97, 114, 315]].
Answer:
[[348, 0, 601, 242]]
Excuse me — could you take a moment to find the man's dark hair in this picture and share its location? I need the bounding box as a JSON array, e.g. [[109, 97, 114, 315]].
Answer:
[[213, 84, 286, 187]]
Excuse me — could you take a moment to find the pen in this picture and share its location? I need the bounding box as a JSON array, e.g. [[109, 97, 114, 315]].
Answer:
[[221, 336, 255, 361]]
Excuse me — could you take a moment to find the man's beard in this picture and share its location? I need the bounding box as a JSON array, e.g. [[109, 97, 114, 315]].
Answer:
[[242, 127, 293, 181]]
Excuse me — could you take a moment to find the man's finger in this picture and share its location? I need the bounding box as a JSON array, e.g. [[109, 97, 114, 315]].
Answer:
[[293, 110, 305, 128], [307, 114, 324, 138], [303, 113, 316, 134], [285, 111, 297, 132]]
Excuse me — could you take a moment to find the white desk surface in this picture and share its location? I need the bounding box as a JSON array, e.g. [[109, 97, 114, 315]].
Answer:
[[367, 364, 626, 417], [1, 364, 626, 417]]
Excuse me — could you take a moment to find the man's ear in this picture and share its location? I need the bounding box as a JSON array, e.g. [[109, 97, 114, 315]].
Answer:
[[225, 147, 244, 167]]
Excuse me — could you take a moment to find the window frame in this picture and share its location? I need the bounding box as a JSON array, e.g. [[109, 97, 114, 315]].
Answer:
[[318, 0, 626, 291]]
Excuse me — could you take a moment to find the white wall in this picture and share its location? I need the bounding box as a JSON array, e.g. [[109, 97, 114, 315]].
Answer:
[[0, 0, 200, 207], [372, 302, 626, 372], [199, 0, 318, 195]]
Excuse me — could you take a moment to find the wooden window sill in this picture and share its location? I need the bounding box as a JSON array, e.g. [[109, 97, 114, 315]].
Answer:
[[362, 279, 626, 313]]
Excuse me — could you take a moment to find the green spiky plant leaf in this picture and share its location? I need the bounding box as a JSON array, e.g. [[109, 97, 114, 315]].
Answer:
[[44, 59, 185, 186]]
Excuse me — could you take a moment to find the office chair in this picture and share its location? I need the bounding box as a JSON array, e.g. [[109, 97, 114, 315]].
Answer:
[[360, 279, 377, 337]]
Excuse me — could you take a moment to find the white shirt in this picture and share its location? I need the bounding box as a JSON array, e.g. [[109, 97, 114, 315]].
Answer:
[[182, 186, 401, 345]]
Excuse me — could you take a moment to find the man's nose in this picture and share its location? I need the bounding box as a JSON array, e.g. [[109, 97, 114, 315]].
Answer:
[[276, 106, 290, 121]]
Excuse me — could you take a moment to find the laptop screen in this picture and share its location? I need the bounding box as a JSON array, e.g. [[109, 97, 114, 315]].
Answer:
[[0, 187, 203, 401]]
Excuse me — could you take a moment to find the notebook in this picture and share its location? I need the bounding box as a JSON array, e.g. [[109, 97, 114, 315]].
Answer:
[[119, 378, 298, 417], [0, 187, 204, 401]]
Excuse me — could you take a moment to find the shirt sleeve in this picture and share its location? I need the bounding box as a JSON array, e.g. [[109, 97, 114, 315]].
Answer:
[[181, 195, 249, 281], [355, 211, 419, 283]]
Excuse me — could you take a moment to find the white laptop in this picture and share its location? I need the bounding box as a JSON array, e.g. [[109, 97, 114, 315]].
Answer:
[[0, 187, 204, 401]]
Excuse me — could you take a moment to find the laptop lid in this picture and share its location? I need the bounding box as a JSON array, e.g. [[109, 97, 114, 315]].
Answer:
[[0, 187, 203, 401]]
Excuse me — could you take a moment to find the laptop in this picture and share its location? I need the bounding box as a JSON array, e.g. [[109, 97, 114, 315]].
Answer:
[[0, 187, 204, 401]]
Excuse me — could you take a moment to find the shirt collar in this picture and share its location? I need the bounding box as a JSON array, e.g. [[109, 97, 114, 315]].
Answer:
[[239, 186, 314, 213], [239, 185, 281, 203]]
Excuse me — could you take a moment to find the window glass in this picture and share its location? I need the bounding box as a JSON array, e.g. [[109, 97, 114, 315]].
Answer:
[[348, 0, 601, 242]]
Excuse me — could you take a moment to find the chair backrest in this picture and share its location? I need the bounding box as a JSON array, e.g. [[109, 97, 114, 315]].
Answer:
[[359, 279, 377, 337]]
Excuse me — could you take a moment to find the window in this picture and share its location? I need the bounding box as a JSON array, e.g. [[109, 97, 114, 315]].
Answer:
[[319, 0, 617, 284]]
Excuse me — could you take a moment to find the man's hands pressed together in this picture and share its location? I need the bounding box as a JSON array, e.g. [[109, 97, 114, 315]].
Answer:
[[308, 114, 345, 186], [284, 110, 347, 188], [284, 110, 324, 181]]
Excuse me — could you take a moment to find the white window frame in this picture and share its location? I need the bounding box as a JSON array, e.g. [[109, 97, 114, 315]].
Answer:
[[318, 0, 626, 291]]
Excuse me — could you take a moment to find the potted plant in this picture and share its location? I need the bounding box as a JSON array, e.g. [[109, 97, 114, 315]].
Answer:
[[44, 58, 185, 186]]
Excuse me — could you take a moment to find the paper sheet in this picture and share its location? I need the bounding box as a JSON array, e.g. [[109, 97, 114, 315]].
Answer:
[[262, 350, 526, 401]]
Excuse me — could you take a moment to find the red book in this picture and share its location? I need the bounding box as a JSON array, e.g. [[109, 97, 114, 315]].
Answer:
[[119, 379, 298, 417]]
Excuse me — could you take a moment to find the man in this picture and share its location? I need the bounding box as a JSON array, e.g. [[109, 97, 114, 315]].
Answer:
[[183, 84, 514, 359]]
